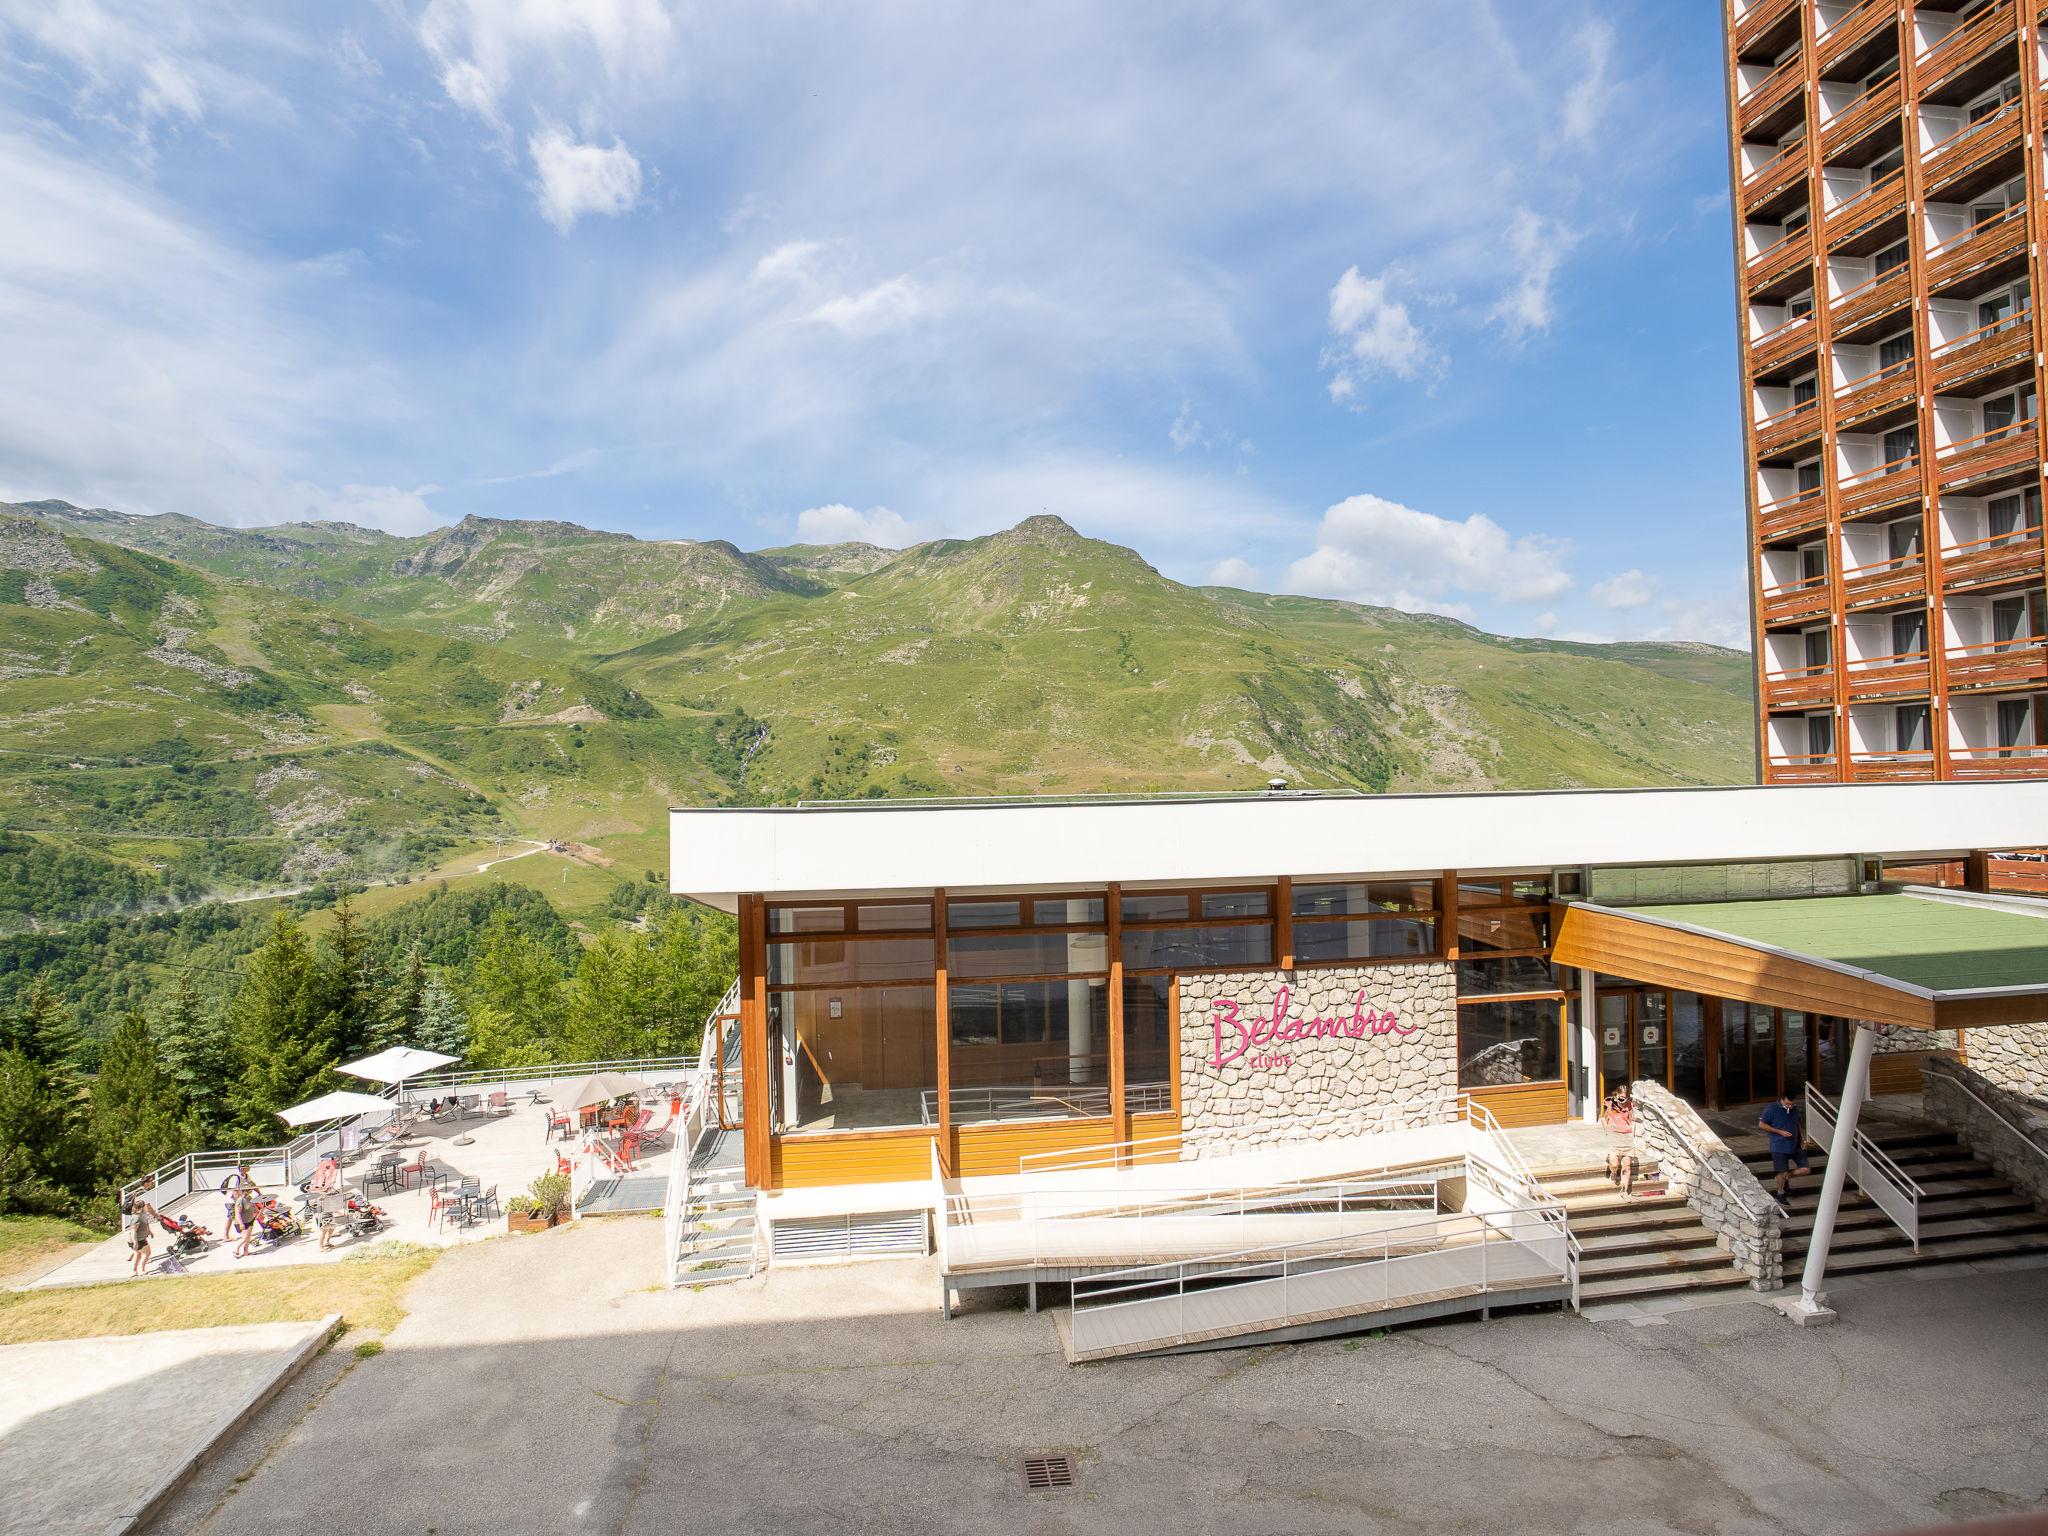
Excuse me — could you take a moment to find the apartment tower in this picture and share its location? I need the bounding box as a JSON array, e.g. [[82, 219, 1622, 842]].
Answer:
[[1725, 0, 2048, 781]]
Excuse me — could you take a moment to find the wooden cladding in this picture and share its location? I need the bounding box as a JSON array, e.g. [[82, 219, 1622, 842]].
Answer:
[[1465, 1081, 1569, 1129], [1551, 903, 1937, 1031], [771, 1127, 936, 1189], [768, 1109, 1187, 1186]]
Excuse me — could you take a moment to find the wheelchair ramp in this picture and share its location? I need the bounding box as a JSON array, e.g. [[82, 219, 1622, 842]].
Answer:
[[1062, 1207, 1572, 1363]]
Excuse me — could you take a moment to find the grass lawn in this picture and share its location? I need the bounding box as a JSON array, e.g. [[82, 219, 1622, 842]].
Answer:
[[0, 1244, 440, 1345], [0, 1214, 104, 1285]]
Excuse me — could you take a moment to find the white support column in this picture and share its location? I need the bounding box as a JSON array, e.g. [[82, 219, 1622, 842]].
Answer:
[[1787, 1021, 1877, 1325], [1579, 967, 1600, 1124]]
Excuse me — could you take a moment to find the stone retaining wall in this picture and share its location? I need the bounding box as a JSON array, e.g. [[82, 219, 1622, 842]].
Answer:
[[1963, 1020, 2048, 1099], [1629, 1080, 1783, 1289], [1922, 1056, 2048, 1211], [1177, 964, 1457, 1155]]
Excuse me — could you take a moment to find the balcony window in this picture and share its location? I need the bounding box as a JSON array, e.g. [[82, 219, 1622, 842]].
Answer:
[[1876, 330, 1913, 377], [1872, 240, 1909, 279], [1992, 592, 2042, 644], [1807, 711, 1836, 758], [1891, 609, 1928, 657], [1882, 424, 1919, 467], [1786, 292, 1815, 322], [1982, 385, 2034, 441], [1965, 77, 2021, 124], [1804, 626, 1832, 669], [1969, 177, 2026, 230], [1988, 491, 2041, 544], [1978, 280, 2029, 334], [1797, 460, 1824, 493], [1998, 698, 2034, 751], [1886, 517, 1923, 562], [1895, 704, 1931, 752], [1799, 542, 1827, 582], [1791, 372, 1818, 406]]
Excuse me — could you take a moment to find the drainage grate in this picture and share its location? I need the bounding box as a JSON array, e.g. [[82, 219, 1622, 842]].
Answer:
[[1022, 1454, 1076, 1491]]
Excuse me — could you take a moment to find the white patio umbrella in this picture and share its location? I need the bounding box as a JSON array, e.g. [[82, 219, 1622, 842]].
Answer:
[[560, 1070, 646, 1113], [338, 1045, 460, 1111], [276, 1089, 397, 1127]]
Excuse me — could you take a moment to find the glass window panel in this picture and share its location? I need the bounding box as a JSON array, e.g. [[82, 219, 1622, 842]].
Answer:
[[1292, 880, 1435, 916], [771, 985, 935, 1135], [946, 979, 1110, 1119], [768, 905, 846, 934], [1721, 1002, 1751, 1106], [1457, 906, 1551, 954], [1672, 993, 1707, 1106], [948, 930, 1109, 980], [767, 936, 935, 988], [1456, 956, 1559, 997], [856, 902, 931, 931], [1636, 991, 1669, 1084], [1458, 999, 1562, 1087], [947, 900, 1021, 928], [1459, 876, 1550, 906], [1198, 890, 1268, 918], [1121, 924, 1273, 971], [1032, 897, 1104, 925], [1294, 917, 1438, 962], [1120, 892, 1191, 922], [1122, 974, 1174, 1113]]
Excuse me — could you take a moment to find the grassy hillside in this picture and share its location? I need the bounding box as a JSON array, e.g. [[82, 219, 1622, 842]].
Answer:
[[5, 500, 1756, 928]]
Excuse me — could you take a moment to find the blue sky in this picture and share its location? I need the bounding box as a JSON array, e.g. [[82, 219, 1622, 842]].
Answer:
[[0, 0, 1749, 645]]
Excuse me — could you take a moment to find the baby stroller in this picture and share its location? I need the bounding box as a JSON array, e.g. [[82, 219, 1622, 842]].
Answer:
[[340, 1192, 388, 1236], [251, 1196, 300, 1243], [156, 1210, 211, 1255]]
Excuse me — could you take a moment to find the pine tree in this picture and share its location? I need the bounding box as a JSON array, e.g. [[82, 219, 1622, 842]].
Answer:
[[321, 892, 385, 1065], [415, 971, 468, 1058], [650, 904, 740, 1055], [563, 928, 667, 1060], [156, 973, 232, 1138], [1, 979, 85, 1069], [383, 946, 429, 1051], [461, 911, 562, 1068], [90, 1011, 201, 1193], [0, 983, 90, 1213], [226, 912, 335, 1140]]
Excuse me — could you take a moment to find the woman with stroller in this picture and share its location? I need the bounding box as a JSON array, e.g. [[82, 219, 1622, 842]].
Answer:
[[234, 1184, 262, 1259], [127, 1200, 156, 1277], [221, 1166, 253, 1244]]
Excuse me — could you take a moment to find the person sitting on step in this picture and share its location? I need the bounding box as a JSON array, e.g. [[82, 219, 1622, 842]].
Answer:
[[1604, 1148, 1640, 1196]]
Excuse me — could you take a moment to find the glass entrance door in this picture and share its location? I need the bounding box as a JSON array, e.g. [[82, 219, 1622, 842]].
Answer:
[[1597, 989, 1672, 1098]]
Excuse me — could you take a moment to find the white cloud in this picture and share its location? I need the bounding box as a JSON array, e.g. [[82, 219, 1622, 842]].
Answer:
[[1490, 209, 1578, 341], [530, 128, 642, 233], [751, 239, 829, 288], [1169, 404, 1204, 451], [417, 0, 677, 127], [1560, 21, 1614, 147], [1591, 569, 1657, 610], [1206, 555, 1262, 589], [1285, 493, 1571, 612], [292, 483, 441, 535], [1321, 265, 1439, 405], [804, 276, 929, 335], [794, 504, 924, 548]]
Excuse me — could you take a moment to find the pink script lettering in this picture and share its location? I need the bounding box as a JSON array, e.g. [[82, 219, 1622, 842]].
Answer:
[[1209, 986, 1416, 1070]]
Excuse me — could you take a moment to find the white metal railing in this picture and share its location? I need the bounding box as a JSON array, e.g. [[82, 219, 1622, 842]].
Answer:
[[404, 1054, 699, 1101], [1808, 1083, 1922, 1249], [916, 1080, 1171, 1127], [1067, 1190, 1573, 1358], [1631, 1090, 1767, 1223], [665, 981, 740, 1288], [1926, 1064, 2048, 1177]]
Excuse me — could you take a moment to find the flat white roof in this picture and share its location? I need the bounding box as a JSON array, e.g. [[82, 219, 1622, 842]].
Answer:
[[668, 780, 2048, 908]]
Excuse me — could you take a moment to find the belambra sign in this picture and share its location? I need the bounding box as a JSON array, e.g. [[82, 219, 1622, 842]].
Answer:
[[1209, 984, 1417, 1071]]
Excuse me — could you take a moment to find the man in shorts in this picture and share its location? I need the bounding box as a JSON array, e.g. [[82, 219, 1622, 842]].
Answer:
[[1758, 1090, 1810, 1209]]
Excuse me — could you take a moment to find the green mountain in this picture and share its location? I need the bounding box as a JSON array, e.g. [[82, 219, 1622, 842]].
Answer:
[[4, 500, 1755, 929]]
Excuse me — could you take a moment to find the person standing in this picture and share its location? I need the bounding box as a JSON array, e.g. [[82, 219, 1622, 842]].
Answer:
[[221, 1166, 251, 1242], [1758, 1090, 1810, 1209], [128, 1201, 156, 1277], [234, 1186, 261, 1259]]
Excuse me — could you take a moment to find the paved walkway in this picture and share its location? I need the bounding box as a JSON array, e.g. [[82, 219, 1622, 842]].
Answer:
[[150, 1220, 2048, 1536], [0, 1319, 331, 1536]]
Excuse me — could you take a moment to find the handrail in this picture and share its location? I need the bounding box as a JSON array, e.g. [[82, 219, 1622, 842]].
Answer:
[[405, 1054, 699, 1096], [1841, 549, 1924, 580], [665, 979, 737, 1288], [1759, 483, 1824, 513], [1924, 1062, 2048, 1177], [1927, 201, 2024, 259], [1849, 748, 1936, 761], [1017, 1090, 1465, 1175], [1755, 394, 1819, 430], [1936, 415, 2037, 458], [1946, 630, 2047, 658], [1842, 447, 1918, 485], [1768, 752, 1839, 766], [1826, 165, 1904, 220], [1952, 743, 2048, 759], [1830, 264, 1907, 310], [1631, 1091, 1767, 1222], [1750, 310, 1815, 348], [1833, 355, 1913, 392], [1808, 1083, 1922, 1250], [1846, 646, 1929, 670], [1943, 523, 2044, 557], [1740, 53, 1803, 107], [1761, 570, 1829, 598], [1915, 0, 2015, 72], [1933, 307, 2033, 358], [1922, 93, 2022, 163], [1762, 659, 1832, 682], [1747, 222, 1810, 267], [1743, 139, 1805, 188]]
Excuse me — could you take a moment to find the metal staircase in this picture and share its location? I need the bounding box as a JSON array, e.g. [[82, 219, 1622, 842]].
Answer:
[[664, 986, 759, 1288], [675, 1163, 760, 1285]]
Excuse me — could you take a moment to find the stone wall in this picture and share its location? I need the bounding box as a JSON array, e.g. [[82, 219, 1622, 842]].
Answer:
[[1922, 1056, 2048, 1211], [1963, 1020, 2048, 1099], [1177, 963, 1457, 1156], [1629, 1080, 1783, 1289]]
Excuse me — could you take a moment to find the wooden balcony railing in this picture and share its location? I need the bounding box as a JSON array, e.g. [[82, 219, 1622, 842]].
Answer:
[[1842, 550, 1926, 608], [1930, 310, 2033, 394], [1915, 0, 2017, 99], [1748, 312, 1817, 375], [1755, 396, 1822, 459], [1920, 98, 2023, 199], [1845, 649, 1932, 700], [1823, 166, 1905, 246], [1934, 417, 2040, 490], [1847, 750, 1937, 783], [1740, 54, 1806, 127], [1762, 662, 1837, 711], [1760, 572, 1834, 626], [1742, 141, 1808, 210], [1832, 359, 1915, 430], [1747, 225, 1813, 291], [1758, 485, 1828, 539], [1940, 525, 2045, 589], [1950, 745, 2048, 778], [1946, 632, 2048, 690], [1829, 263, 1910, 333], [1736, 0, 1799, 54], [1838, 450, 1922, 518], [1817, 0, 1894, 73], [1766, 753, 1841, 784], [1820, 76, 1899, 159], [1924, 203, 2026, 293]]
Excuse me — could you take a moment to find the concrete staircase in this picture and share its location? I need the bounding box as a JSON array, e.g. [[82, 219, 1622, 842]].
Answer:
[[1726, 1127, 2048, 1277], [1533, 1160, 1754, 1305], [676, 1165, 760, 1285]]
